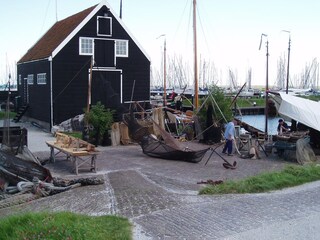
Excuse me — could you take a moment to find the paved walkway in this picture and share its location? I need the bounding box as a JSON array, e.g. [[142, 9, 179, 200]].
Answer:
[[1, 121, 320, 239]]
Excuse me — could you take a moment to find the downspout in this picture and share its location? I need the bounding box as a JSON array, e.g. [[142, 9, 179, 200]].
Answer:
[[49, 56, 53, 131]]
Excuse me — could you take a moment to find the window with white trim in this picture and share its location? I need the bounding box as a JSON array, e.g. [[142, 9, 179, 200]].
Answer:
[[37, 73, 46, 84], [18, 75, 21, 85], [79, 37, 93, 55], [27, 74, 34, 85], [115, 40, 128, 57], [97, 16, 112, 36]]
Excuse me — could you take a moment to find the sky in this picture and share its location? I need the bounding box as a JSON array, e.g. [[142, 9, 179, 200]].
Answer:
[[1, 0, 320, 88]]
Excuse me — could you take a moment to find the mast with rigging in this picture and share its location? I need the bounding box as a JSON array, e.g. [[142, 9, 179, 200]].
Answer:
[[259, 33, 269, 134], [193, 0, 199, 109]]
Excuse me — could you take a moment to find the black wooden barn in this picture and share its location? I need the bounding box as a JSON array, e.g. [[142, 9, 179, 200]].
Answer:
[[16, 1, 150, 130]]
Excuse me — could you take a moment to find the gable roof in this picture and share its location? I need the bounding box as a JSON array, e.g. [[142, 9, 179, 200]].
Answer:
[[18, 1, 150, 64], [18, 5, 95, 63]]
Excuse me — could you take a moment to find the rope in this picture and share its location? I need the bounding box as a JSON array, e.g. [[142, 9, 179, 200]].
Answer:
[[5, 178, 80, 197]]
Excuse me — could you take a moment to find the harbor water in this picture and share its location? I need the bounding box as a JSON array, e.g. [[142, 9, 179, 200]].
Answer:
[[236, 115, 287, 135]]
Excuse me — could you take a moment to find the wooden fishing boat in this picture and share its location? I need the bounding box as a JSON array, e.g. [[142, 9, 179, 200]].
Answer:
[[139, 134, 209, 163], [123, 110, 209, 163], [0, 150, 52, 185]]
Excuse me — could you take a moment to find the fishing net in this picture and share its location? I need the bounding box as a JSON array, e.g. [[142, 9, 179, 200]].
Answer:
[[123, 108, 209, 163], [296, 137, 317, 164], [139, 135, 209, 163]]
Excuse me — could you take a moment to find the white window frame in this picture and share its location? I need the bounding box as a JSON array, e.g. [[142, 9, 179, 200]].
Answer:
[[115, 40, 128, 57], [18, 74, 21, 85], [79, 37, 94, 55], [97, 16, 112, 37], [37, 73, 47, 85], [27, 74, 34, 85]]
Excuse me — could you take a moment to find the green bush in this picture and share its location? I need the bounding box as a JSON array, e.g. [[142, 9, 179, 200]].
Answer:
[[84, 102, 114, 144]]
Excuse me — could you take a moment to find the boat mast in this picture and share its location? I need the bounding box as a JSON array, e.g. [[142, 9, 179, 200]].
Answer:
[[164, 37, 167, 106], [259, 33, 268, 134], [283, 30, 291, 94], [193, 0, 199, 109], [157, 34, 167, 106], [265, 39, 269, 135]]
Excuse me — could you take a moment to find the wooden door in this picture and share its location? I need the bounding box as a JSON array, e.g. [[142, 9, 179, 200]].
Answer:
[[91, 70, 122, 109], [94, 39, 115, 68]]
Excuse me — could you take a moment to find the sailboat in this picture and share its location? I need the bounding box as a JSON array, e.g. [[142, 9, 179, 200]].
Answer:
[[123, 1, 212, 163]]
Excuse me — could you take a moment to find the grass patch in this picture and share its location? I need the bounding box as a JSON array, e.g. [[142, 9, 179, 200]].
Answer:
[[298, 95, 320, 102], [0, 211, 132, 240], [0, 111, 16, 120], [199, 164, 320, 195], [235, 97, 265, 107]]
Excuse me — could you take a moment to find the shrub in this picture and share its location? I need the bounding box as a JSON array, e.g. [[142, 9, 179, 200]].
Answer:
[[84, 102, 114, 144]]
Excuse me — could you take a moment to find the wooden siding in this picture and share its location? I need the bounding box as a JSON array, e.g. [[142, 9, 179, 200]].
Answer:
[[17, 60, 51, 123], [17, 5, 150, 126], [52, 51, 90, 124], [51, 6, 150, 125]]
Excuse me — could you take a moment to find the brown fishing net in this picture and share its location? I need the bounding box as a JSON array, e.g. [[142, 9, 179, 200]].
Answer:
[[123, 109, 209, 163]]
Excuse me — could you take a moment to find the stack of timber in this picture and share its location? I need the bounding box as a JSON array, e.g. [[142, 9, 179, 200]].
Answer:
[[50, 132, 96, 152]]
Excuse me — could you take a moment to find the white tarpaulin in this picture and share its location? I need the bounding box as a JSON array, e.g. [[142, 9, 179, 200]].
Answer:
[[278, 92, 320, 132]]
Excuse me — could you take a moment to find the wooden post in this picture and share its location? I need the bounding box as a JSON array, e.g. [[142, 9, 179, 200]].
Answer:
[[87, 56, 94, 113]]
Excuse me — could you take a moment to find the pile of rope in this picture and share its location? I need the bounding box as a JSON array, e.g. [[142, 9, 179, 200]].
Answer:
[[0, 176, 104, 209]]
